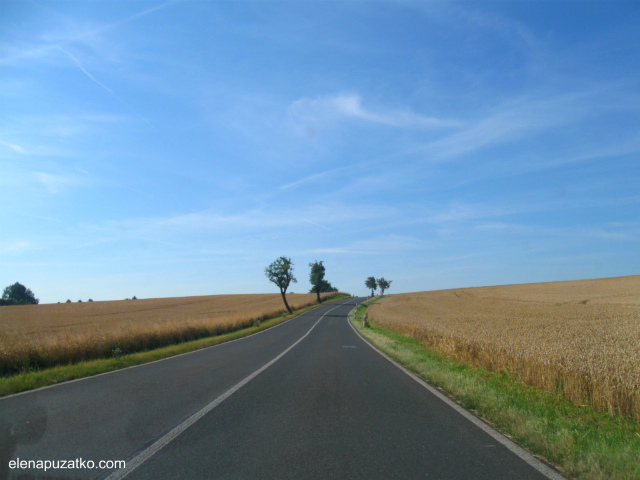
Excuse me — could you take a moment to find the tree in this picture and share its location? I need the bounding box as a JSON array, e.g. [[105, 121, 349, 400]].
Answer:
[[265, 256, 297, 314], [318, 279, 338, 293], [1, 282, 39, 306], [377, 277, 392, 295], [365, 277, 377, 296], [308, 260, 326, 304]]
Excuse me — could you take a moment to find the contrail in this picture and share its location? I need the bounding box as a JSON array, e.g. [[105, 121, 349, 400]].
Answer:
[[56, 47, 113, 94], [56, 47, 149, 123]]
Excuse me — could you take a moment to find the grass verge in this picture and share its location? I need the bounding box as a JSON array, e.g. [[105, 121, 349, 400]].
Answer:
[[0, 294, 350, 397], [349, 299, 640, 480]]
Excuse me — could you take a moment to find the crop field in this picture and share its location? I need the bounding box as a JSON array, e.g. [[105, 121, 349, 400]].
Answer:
[[0, 292, 336, 376], [367, 275, 640, 421]]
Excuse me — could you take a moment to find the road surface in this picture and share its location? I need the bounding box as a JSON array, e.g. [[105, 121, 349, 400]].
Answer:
[[0, 297, 564, 479]]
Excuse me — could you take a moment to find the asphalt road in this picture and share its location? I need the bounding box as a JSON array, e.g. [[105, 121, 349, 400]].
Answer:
[[0, 297, 564, 480]]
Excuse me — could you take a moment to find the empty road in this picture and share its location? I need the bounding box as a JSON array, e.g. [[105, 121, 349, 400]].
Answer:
[[1, 297, 563, 479]]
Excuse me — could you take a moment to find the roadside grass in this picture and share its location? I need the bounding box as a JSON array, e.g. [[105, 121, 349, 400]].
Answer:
[[349, 300, 640, 480], [0, 294, 350, 397]]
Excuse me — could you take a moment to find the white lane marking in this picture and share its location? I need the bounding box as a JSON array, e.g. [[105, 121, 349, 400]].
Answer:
[[105, 302, 347, 480], [346, 311, 567, 480], [1, 299, 351, 401]]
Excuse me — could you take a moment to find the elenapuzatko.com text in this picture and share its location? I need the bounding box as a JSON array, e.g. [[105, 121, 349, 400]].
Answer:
[[9, 458, 125, 472]]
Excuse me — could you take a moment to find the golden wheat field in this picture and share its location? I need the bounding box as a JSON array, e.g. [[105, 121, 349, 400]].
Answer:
[[368, 275, 640, 421], [0, 292, 336, 376]]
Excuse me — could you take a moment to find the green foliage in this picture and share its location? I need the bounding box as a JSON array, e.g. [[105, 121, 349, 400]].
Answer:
[[365, 276, 377, 296], [265, 256, 297, 313], [1, 282, 39, 306], [377, 277, 392, 295], [318, 279, 338, 292], [309, 261, 339, 300], [309, 261, 325, 292]]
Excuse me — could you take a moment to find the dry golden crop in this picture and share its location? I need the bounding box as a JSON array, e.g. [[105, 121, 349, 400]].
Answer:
[[0, 292, 336, 376], [367, 275, 640, 421]]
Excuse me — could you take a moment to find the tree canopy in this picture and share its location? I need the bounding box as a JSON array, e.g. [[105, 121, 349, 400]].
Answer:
[[309, 260, 326, 303], [377, 277, 392, 295], [365, 277, 377, 296], [265, 256, 297, 313], [1, 282, 39, 306]]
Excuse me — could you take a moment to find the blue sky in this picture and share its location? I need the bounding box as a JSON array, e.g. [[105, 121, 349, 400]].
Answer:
[[1, 1, 639, 303]]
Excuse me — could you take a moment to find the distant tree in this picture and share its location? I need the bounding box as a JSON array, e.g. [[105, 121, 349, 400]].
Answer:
[[377, 277, 392, 295], [132, 296, 137, 300], [66, 299, 71, 303], [1, 282, 39, 306], [78, 299, 82, 303], [309, 260, 326, 304], [309, 279, 338, 296], [318, 279, 338, 293], [265, 256, 297, 314], [88, 299, 93, 302], [365, 277, 377, 296]]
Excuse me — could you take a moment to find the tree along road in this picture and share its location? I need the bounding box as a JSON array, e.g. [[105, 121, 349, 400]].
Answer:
[[0, 297, 565, 480]]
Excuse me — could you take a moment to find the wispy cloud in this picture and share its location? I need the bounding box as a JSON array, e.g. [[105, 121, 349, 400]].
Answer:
[[425, 91, 593, 159], [0, 241, 32, 253], [0, 140, 26, 154], [278, 166, 348, 190], [85, 202, 398, 243], [289, 93, 458, 128], [1, 1, 179, 66], [306, 234, 429, 255], [33, 171, 93, 194]]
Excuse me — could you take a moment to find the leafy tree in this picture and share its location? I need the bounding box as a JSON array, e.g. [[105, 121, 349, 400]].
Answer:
[[377, 277, 392, 295], [309, 279, 338, 296], [1, 282, 39, 305], [309, 260, 326, 304], [318, 279, 338, 293], [365, 277, 377, 296], [265, 256, 297, 314]]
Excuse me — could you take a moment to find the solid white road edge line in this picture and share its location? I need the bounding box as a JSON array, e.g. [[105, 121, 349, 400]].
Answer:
[[104, 302, 346, 480], [346, 309, 567, 480]]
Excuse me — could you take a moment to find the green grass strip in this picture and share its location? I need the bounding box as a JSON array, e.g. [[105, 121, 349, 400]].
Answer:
[[349, 301, 640, 480], [0, 294, 350, 397]]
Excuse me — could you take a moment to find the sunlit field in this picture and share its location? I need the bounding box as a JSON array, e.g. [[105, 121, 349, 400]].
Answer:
[[368, 276, 640, 421], [0, 293, 337, 376]]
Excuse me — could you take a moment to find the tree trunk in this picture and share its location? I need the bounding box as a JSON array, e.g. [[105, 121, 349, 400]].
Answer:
[[316, 290, 321, 303], [280, 289, 292, 313]]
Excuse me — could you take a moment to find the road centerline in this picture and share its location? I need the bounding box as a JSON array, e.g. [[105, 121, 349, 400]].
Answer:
[[104, 302, 347, 480]]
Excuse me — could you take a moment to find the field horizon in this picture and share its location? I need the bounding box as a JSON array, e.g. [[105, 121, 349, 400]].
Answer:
[[0, 292, 340, 377], [393, 273, 640, 297], [368, 274, 640, 421]]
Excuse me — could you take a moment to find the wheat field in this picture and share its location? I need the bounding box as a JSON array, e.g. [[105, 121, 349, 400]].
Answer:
[[0, 292, 336, 376], [367, 276, 640, 421]]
